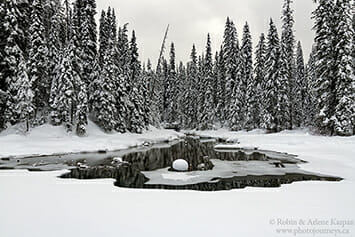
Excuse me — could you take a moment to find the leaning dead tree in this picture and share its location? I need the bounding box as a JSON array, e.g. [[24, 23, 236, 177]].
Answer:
[[150, 24, 169, 97]]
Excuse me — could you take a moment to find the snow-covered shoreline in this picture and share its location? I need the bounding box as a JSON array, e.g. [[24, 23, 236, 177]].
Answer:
[[192, 129, 355, 178], [0, 121, 184, 158]]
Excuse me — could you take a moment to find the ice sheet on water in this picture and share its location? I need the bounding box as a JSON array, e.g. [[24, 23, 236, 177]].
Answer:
[[143, 159, 316, 186]]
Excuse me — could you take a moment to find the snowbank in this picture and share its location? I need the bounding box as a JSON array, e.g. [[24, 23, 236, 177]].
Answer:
[[0, 121, 184, 158], [0, 129, 354, 237]]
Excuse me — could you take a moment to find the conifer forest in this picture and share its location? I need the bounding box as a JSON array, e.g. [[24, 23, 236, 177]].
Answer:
[[0, 0, 354, 136]]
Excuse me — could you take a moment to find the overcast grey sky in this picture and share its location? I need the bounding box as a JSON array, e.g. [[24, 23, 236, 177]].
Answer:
[[96, 0, 316, 65]]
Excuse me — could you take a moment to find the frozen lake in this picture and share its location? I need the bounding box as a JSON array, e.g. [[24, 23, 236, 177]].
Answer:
[[0, 136, 342, 191]]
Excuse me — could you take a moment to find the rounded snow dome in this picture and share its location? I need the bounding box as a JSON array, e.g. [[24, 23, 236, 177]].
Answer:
[[172, 159, 189, 172]]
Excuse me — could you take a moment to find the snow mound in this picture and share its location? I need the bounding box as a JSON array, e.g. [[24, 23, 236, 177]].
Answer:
[[172, 159, 189, 171]]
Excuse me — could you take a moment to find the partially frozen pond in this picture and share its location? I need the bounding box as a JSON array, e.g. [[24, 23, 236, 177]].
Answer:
[[0, 136, 342, 191]]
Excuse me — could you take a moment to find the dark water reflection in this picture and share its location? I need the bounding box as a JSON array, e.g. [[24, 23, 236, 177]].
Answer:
[[59, 137, 342, 191]]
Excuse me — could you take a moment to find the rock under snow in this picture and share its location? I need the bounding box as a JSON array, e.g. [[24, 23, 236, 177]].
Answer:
[[172, 159, 189, 171]]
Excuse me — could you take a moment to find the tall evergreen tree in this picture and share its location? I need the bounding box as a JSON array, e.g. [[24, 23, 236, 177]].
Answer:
[[117, 24, 130, 80], [165, 42, 177, 124], [79, 0, 97, 87], [160, 58, 169, 120], [176, 62, 186, 126], [129, 30, 141, 88], [214, 49, 225, 124], [115, 24, 130, 131], [281, 0, 296, 128], [50, 42, 77, 132], [333, 0, 354, 135], [222, 17, 239, 124], [184, 45, 199, 128], [294, 41, 307, 127], [254, 33, 266, 128], [199, 34, 214, 129], [261, 19, 281, 132], [305, 46, 317, 127], [241, 22, 255, 130], [127, 30, 146, 133], [312, 0, 337, 135], [63, 0, 73, 45], [15, 60, 34, 132], [277, 35, 291, 131], [47, 0, 65, 80], [98, 10, 108, 67], [0, 1, 8, 129], [91, 46, 118, 132], [28, 0, 49, 120], [2, 0, 28, 125]]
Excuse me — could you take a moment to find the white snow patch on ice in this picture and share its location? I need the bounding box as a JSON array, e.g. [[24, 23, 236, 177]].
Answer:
[[162, 172, 199, 181]]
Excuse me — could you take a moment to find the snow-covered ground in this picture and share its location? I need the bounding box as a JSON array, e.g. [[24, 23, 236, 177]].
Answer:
[[0, 128, 354, 237]]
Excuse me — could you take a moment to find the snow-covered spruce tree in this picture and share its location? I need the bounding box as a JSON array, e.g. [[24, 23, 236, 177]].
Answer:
[[74, 74, 88, 136], [184, 45, 199, 128], [278, 35, 291, 131], [163, 43, 177, 124], [254, 33, 266, 128], [127, 30, 146, 133], [261, 19, 281, 132], [241, 22, 255, 130], [141, 60, 154, 126], [223, 18, 239, 125], [108, 8, 117, 43], [72, 0, 83, 44], [0, 0, 7, 83], [2, 0, 28, 125], [117, 24, 130, 86], [98, 10, 108, 67], [199, 34, 215, 130], [71, 4, 90, 134], [312, 0, 337, 135], [15, 60, 34, 133], [333, 0, 354, 136], [212, 52, 219, 109], [281, 0, 296, 129], [28, 0, 49, 122], [294, 41, 307, 127], [230, 23, 250, 131], [51, 42, 77, 132], [115, 24, 131, 131], [214, 49, 225, 124], [63, 0, 73, 45], [17, 0, 32, 58], [0, 0, 8, 129], [47, 1, 65, 127], [47, 0, 65, 81], [79, 0, 97, 87], [176, 62, 187, 126], [182, 64, 191, 128], [160, 58, 169, 120], [91, 46, 118, 132], [129, 30, 141, 88], [88, 57, 100, 108], [304, 45, 318, 127], [45, 0, 67, 47], [352, 11, 355, 75]]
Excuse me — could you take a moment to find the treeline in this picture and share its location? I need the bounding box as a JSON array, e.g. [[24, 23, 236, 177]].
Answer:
[[0, 0, 150, 135], [156, 0, 354, 135], [0, 0, 353, 136]]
